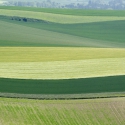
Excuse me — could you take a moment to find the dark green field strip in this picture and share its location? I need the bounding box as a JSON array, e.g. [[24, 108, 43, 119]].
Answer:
[[0, 20, 92, 47], [1, 6, 125, 16], [27, 20, 125, 44], [26, 20, 125, 44], [2, 17, 125, 46], [2, 19, 125, 48], [0, 76, 125, 95]]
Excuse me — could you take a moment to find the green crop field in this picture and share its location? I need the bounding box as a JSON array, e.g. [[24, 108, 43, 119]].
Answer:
[[1, 20, 118, 47], [0, 7, 125, 98], [1, 17, 125, 47], [1, 9, 125, 24], [0, 6, 125, 125], [0, 97, 125, 125], [0, 76, 125, 99], [0, 47, 125, 79], [0, 47, 125, 99], [1, 58, 125, 79], [0, 6, 125, 98], [1, 47, 125, 62]]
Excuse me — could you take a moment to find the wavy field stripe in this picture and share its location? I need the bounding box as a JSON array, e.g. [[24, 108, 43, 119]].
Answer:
[[1, 47, 125, 62], [1, 9, 125, 24], [0, 58, 125, 79], [0, 76, 125, 95], [1, 20, 116, 47]]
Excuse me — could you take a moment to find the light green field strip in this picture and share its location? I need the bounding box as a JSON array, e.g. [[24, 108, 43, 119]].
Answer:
[[0, 97, 125, 125], [0, 58, 125, 79], [0, 47, 125, 62], [0, 47, 125, 79], [1, 9, 125, 24]]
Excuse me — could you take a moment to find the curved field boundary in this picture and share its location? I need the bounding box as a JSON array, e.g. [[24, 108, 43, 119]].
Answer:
[[0, 76, 125, 98], [1, 6, 125, 17], [0, 58, 125, 79], [0, 47, 125, 80], [0, 92, 125, 99], [1, 18, 125, 47], [1, 47, 125, 62], [1, 9, 125, 24], [1, 20, 116, 47]]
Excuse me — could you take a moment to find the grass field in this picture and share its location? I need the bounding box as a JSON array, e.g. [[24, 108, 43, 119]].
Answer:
[[0, 57, 125, 79], [1, 20, 117, 47], [19, 20, 125, 44], [1, 9, 125, 24], [0, 47, 125, 79], [1, 47, 125, 62], [0, 6, 125, 125], [0, 76, 125, 97], [0, 47, 125, 98], [1, 17, 125, 47], [0, 6, 125, 99], [0, 97, 125, 125]]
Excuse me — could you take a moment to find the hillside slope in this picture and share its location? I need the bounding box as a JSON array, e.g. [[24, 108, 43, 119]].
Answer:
[[1, 9, 125, 24], [0, 7, 125, 47], [0, 97, 125, 125], [0, 7, 125, 99], [1, 20, 123, 47]]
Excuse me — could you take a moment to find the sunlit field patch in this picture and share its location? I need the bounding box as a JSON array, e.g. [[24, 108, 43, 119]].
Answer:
[[0, 47, 125, 79]]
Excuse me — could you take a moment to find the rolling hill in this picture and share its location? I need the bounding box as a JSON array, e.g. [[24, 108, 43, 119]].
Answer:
[[0, 6, 125, 99], [0, 6, 125, 125]]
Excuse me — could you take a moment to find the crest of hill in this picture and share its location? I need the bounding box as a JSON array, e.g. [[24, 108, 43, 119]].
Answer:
[[0, 6, 125, 47], [0, 20, 125, 47], [1, 6, 125, 24]]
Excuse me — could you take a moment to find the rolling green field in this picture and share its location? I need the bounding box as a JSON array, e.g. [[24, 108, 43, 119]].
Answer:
[[0, 6, 125, 99], [0, 76, 125, 99], [1, 9, 125, 24], [1, 47, 125, 62], [1, 16, 125, 47], [1, 20, 117, 47], [0, 97, 125, 125], [0, 48, 125, 79], [0, 6, 125, 125], [0, 47, 125, 98]]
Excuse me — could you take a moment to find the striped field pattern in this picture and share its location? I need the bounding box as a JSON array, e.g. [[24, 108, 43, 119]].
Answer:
[[0, 97, 125, 125], [0, 6, 125, 125], [0, 47, 125, 79], [1, 9, 125, 24], [0, 6, 125, 98]]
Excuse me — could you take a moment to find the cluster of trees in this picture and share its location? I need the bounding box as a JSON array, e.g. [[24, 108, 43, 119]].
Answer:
[[10, 16, 48, 23], [3, 0, 125, 10]]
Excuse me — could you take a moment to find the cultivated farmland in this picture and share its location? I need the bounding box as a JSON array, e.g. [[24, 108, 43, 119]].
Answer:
[[0, 6, 125, 125], [0, 47, 125, 98], [0, 97, 125, 125], [1, 9, 125, 24], [0, 6, 125, 98]]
